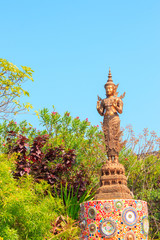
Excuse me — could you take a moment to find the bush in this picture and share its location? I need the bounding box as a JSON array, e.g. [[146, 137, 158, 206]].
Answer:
[[0, 110, 105, 203], [120, 126, 160, 239], [0, 153, 79, 240], [0, 113, 160, 239]]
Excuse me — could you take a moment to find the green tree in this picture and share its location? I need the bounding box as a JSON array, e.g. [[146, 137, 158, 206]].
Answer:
[[0, 153, 80, 240], [0, 58, 33, 119]]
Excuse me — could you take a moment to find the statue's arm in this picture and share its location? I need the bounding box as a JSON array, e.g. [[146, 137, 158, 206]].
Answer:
[[97, 100, 104, 116], [113, 98, 123, 114]]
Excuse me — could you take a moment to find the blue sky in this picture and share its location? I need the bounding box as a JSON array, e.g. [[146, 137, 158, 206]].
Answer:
[[0, 0, 160, 136]]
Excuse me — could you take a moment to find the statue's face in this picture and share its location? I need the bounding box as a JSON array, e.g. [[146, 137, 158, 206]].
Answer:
[[106, 85, 114, 97]]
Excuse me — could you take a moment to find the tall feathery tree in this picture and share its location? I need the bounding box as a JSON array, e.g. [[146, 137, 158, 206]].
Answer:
[[0, 58, 34, 119]]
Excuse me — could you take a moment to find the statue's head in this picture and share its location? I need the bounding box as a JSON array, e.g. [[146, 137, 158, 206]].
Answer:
[[104, 68, 115, 97], [105, 84, 115, 97]]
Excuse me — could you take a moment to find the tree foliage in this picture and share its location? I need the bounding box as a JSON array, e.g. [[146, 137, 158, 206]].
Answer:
[[0, 112, 103, 221], [120, 126, 160, 239], [37, 106, 106, 183], [0, 59, 33, 119], [0, 109, 160, 239], [0, 153, 80, 240]]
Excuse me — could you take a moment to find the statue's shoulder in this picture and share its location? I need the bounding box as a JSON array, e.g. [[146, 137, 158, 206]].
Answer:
[[114, 95, 122, 101]]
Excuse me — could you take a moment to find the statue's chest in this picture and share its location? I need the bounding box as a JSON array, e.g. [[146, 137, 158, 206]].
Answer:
[[103, 98, 114, 108]]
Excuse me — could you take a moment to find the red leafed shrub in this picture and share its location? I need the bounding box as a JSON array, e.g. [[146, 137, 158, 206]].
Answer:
[[30, 134, 49, 162], [12, 135, 29, 156], [31, 147, 76, 187], [7, 132, 91, 199]]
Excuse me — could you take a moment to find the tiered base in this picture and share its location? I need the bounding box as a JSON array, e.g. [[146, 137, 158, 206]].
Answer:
[[94, 162, 133, 200], [79, 199, 149, 240]]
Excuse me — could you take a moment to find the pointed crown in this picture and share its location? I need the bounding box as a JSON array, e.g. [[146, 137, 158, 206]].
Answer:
[[104, 68, 115, 89]]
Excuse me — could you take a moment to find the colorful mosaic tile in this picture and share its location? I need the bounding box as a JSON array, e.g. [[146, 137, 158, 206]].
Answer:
[[103, 202, 112, 213], [100, 219, 117, 238], [114, 200, 124, 210], [80, 199, 148, 240], [88, 207, 97, 219], [89, 223, 97, 234], [124, 231, 136, 240], [122, 207, 138, 227], [141, 216, 149, 236], [80, 219, 87, 229], [136, 201, 143, 211]]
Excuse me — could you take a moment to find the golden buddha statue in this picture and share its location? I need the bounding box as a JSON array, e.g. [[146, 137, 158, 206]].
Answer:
[[95, 68, 132, 200], [97, 68, 125, 162]]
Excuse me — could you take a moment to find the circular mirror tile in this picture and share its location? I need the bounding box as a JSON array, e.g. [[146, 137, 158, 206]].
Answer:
[[88, 207, 96, 219], [122, 207, 138, 226], [136, 201, 142, 211], [124, 231, 136, 240], [103, 202, 112, 213], [100, 219, 117, 238], [142, 216, 149, 236], [79, 219, 87, 229], [89, 223, 97, 234], [114, 200, 124, 209]]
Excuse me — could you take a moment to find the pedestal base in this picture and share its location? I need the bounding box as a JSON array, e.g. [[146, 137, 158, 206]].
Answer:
[[79, 199, 149, 240]]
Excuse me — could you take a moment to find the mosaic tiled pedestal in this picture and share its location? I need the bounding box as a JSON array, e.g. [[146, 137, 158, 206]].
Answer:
[[79, 199, 149, 240]]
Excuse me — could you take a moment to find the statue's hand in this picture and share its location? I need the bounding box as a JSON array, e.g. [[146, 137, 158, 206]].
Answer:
[[97, 100, 101, 109], [112, 99, 117, 108]]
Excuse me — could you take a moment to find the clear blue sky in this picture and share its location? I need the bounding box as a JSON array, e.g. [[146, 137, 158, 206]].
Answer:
[[1, 0, 160, 136]]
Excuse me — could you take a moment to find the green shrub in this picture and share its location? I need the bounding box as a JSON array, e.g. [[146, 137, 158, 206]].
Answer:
[[0, 153, 79, 240], [1, 115, 160, 239], [0, 110, 105, 205], [119, 143, 160, 238]]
